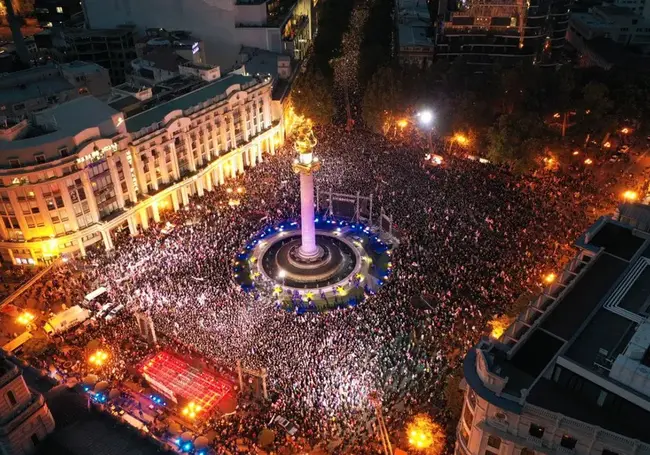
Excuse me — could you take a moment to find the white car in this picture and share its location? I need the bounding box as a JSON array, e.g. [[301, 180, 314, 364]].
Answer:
[[269, 415, 299, 436]]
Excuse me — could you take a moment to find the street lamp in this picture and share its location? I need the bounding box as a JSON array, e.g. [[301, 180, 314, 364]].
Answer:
[[89, 349, 109, 367], [16, 311, 35, 326], [277, 269, 286, 286], [448, 133, 469, 153], [623, 190, 639, 202], [416, 110, 434, 153]]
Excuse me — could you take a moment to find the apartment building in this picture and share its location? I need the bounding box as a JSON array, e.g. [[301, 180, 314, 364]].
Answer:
[[458, 212, 650, 455], [0, 68, 282, 264]]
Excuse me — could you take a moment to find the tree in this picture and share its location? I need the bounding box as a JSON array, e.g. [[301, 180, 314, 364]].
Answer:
[[444, 375, 465, 424], [291, 67, 335, 126], [487, 113, 546, 172], [362, 66, 404, 134], [580, 81, 614, 138]]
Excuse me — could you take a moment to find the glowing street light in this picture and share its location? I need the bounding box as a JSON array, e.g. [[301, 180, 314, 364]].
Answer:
[[584, 158, 593, 165], [277, 269, 286, 286], [544, 273, 557, 284], [406, 414, 444, 454], [416, 110, 435, 153], [16, 311, 35, 326], [572, 151, 580, 156], [397, 119, 408, 129], [488, 315, 514, 340], [181, 401, 202, 420], [621, 127, 630, 134], [623, 190, 639, 201], [454, 134, 469, 146], [603, 141, 611, 149], [89, 349, 109, 367], [417, 110, 434, 126]]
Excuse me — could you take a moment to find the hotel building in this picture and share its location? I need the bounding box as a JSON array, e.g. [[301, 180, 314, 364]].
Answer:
[[0, 70, 282, 265], [457, 211, 650, 455]]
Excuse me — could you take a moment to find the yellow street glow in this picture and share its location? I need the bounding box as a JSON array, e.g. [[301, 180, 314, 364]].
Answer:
[[544, 273, 557, 284], [181, 401, 202, 420], [397, 119, 408, 128], [406, 414, 444, 454], [89, 349, 109, 367], [16, 311, 35, 325], [584, 158, 593, 165], [453, 133, 469, 146], [623, 190, 638, 201]]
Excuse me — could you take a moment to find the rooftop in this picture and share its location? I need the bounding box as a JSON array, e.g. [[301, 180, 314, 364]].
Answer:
[[465, 211, 650, 446], [399, 24, 434, 46], [0, 96, 119, 151], [0, 76, 73, 106], [125, 73, 258, 133], [137, 48, 189, 73]]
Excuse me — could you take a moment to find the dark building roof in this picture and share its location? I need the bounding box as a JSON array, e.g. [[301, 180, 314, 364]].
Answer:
[[464, 210, 650, 445]]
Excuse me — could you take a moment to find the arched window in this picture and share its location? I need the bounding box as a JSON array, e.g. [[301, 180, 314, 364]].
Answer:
[[6, 391, 16, 406]]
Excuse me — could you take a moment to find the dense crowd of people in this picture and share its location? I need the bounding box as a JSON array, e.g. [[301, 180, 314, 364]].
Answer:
[[43, 126, 626, 452]]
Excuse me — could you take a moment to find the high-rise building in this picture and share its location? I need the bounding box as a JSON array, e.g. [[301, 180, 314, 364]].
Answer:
[[0, 67, 282, 265], [457, 211, 650, 455], [435, 0, 571, 65], [62, 26, 138, 86], [80, 0, 315, 67], [0, 356, 56, 454]]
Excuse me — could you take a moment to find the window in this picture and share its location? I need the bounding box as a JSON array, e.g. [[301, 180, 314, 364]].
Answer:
[[9, 159, 20, 168], [6, 391, 16, 406], [487, 435, 501, 449], [529, 423, 544, 438], [560, 435, 577, 450], [30, 433, 39, 446], [34, 153, 46, 164], [56, 6, 63, 13], [597, 390, 607, 406], [521, 449, 535, 455]]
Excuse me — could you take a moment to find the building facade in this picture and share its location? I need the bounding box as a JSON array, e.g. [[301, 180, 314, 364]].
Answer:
[[457, 214, 650, 455], [436, 0, 571, 65], [81, 0, 314, 67], [0, 71, 283, 265], [0, 357, 55, 454]]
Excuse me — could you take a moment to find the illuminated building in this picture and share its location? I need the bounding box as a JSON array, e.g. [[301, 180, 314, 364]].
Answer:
[[0, 355, 55, 454], [435, 0, 571, 65], [0, 68, 283, 264], [457, 215, 650, 455]]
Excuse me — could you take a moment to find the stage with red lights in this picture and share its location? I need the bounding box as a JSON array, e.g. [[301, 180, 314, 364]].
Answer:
[[140, 351, 230, 416]]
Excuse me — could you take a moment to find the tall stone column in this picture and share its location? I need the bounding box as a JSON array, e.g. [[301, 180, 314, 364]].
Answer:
[[77, 238, 86, 257], [152, 203, 161, 223], [81, 173, 100, 223], [127, 216, 138, 236], [299, 171, 318, 257], [171, 191, 180, 212]]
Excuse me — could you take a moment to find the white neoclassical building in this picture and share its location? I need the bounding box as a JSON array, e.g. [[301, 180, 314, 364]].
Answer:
[[0, 70, 283, 264], [458, 215, 650, 455]]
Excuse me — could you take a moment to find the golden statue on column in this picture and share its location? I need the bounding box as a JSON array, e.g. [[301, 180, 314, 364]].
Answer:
[[292, 117, 321, 259]]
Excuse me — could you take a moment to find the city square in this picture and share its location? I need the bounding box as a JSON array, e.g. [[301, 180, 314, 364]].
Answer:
[[0, 0, 650, 453]]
